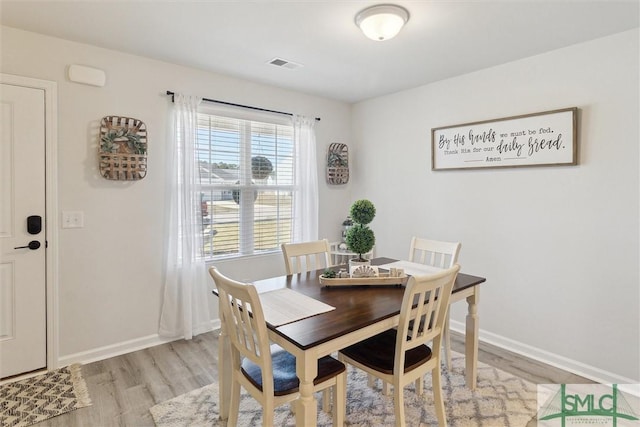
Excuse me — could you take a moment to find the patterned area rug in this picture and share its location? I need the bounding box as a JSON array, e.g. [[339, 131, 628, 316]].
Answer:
[[150, 352, 537, 426], [0, 364, 92, 427]]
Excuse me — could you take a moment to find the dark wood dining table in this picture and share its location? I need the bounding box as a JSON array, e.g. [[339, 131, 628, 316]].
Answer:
[[214, 257, 485, 427]]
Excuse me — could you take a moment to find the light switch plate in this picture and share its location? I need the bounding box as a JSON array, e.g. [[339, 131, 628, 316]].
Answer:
[[62, 211, 84, 229]]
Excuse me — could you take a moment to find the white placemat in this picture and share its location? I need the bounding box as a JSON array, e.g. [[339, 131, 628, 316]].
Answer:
[[378, 260, 444, 277], [258, 288, 335, 326]]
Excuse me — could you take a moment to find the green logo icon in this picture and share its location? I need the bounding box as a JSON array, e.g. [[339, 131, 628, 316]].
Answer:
[[538, 384, 639, 427]]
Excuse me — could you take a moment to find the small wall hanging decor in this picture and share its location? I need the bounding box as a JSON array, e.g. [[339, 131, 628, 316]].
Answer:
[[431, 107, 578, 171], [99, 116, 148, 180], [326, 142, 349, 184]]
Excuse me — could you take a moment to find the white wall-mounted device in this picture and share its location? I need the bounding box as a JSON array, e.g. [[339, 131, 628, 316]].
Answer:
[[67, 64, 106, 87]]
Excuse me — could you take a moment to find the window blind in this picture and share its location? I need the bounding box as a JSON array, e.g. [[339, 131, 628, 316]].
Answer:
[[197, 111, 295, 259]]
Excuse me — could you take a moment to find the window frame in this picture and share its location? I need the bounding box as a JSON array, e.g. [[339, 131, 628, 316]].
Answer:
[[197, 105, 296, 261]]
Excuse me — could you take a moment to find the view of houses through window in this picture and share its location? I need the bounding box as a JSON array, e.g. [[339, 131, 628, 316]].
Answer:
[[197, 111, 295, 259]]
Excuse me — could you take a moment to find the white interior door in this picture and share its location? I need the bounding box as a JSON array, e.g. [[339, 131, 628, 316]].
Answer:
[[0, 83, 47, 379]]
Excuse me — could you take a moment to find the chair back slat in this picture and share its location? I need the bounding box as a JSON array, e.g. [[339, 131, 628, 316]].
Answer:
[[409, 237, 461, 269], [395, 265, 460, 371], [235, 297, 259, 358], [409, 291, 427, 342], [281, 239, 332, 274], [209, 267, 273, 392]]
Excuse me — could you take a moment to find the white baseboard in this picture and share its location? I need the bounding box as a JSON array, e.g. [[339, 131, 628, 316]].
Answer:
[[449, 319, 639, 396], [57, 319, 221, 367]]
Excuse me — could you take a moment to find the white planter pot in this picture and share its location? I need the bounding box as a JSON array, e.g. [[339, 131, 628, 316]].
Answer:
[[349, 258, 371, 270]]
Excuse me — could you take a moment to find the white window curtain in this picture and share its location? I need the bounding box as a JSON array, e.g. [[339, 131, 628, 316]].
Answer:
[[159, 93, 212, 339], [292, 115, 319, 242]]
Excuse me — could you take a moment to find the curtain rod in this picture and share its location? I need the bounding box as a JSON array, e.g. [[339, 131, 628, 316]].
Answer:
[[165, 91, 320, 121]]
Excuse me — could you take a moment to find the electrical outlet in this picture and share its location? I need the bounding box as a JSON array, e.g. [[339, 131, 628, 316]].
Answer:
[[62, 211, 84, 229]]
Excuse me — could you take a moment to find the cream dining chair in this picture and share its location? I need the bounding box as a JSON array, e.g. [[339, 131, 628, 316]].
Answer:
[[339, 265, 460, 427], [280, 239, 334, 412], [209, 266, 346, 427], [281, 239, 332, 275], [409, 236, 461, 370]]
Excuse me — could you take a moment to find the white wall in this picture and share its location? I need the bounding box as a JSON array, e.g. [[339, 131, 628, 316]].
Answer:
[[352, 29, 639, 382], [1, 26, 353, 363]]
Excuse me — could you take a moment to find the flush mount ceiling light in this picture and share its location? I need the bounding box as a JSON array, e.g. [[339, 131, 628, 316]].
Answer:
[[355, 4, 410, 41]]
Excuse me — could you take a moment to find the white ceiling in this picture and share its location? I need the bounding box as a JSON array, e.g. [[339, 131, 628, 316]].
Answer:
[[1, 1, 638, 103]]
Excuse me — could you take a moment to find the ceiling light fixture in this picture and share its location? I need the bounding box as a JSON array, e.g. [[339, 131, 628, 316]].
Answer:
[[355, 4, 410, 41]]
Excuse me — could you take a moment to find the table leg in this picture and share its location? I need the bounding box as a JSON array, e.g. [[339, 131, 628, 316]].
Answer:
[[295, 351, 318, 427], [465, 287, 479, 390], [218, 317, 231, 420]]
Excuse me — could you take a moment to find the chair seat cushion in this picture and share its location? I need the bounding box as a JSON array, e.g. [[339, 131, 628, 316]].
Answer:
[[241, 344, 345, 396], [340, 329, 432, 375]]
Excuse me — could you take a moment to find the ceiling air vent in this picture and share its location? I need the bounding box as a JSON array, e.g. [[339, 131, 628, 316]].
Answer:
[[268, 57, 303, 70]]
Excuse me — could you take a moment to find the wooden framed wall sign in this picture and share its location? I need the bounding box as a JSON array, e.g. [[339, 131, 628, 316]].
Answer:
[[431, 107, 578, 170]]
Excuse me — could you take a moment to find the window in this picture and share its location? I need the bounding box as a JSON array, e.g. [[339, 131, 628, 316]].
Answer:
[[197, 108, 295, 259]]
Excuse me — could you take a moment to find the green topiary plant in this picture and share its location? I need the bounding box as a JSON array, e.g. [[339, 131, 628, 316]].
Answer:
[[345, 199, 376, 262]]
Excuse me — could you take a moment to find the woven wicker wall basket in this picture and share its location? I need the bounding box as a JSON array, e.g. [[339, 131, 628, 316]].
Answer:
[[326, 142, 349, 185], [99, 116, 148, 181]]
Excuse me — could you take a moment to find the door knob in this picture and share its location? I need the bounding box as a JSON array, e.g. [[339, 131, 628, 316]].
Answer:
[[14, 241, 41, 250]]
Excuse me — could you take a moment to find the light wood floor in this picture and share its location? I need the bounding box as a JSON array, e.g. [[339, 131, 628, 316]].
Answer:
[[35, 330, 591, 426]]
